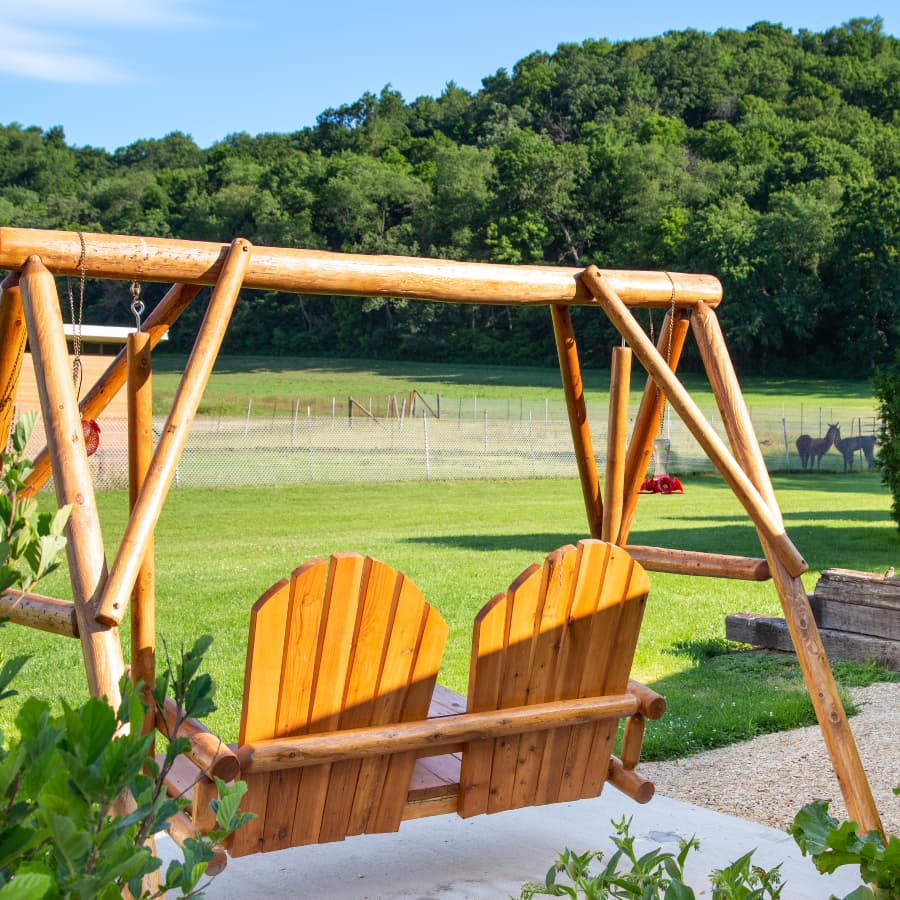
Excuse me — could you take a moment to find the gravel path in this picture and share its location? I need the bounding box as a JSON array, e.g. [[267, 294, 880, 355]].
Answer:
[[641, 681, 899, 836]]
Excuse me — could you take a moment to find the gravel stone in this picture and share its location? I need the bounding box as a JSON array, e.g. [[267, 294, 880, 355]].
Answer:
[[641, 681, 899, 836]]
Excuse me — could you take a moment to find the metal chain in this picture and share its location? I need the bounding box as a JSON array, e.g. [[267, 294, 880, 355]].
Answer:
[[0, 326, 25, 418], [130, 280, 144, 331], [654, 274, 678, 439], [67, 231, 86, 400]]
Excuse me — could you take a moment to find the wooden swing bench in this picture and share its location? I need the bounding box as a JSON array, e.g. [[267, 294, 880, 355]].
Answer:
[[0, 227, 883, 863], [162, 538, 662, 861]]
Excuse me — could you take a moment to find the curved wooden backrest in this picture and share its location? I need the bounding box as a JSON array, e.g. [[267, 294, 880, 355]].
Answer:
[[228, 553, 448, 856], [459, 539, 650, 817]]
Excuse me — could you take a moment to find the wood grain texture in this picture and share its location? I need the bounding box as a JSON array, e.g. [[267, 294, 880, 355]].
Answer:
[[624, 545, 770, 581], [97, 240, 251, 626], [0, 272, 26, 451], [0, 590, 77, 636], [552, 305, 602, 537], [128, 332, 156, 738], [18, 256, 125, 706], [228, 554, 447, 857], [582, 267, 806, 578], [603, 347, 631, 543], [0, 226, 723, 308], [460, 540, 652, 816], [21, 282, 200, 498]]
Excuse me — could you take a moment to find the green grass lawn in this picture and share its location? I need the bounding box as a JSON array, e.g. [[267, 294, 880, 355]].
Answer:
[[3, 470, 896, 761]]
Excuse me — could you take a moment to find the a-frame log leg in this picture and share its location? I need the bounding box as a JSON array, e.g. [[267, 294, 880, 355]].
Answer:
[[551, 304, 603, 537], [581, 267, 806, 579], [128, 331, 156, 740], [602, 346, 631, 543], [0, 272, 27, 452], [97, 239, 252, 627], [18, 256, 125, 705], [22, 283, 201, 498], [617, 309, 690, 545], [691, 301, 883, 837]]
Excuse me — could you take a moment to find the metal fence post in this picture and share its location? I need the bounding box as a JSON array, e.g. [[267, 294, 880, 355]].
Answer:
[[423, 411, 431, 481]]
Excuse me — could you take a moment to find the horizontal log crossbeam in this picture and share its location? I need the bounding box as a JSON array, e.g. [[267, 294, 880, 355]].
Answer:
[[0, 227, 721, 308]]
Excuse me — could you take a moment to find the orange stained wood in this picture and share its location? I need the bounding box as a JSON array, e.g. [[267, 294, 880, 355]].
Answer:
[[459, 540, 650, 817], [229, 553, 448, 858], [602, 346, 632, 543], [0, 273, 26, 451], [551, 305, 602, 537], [0, 226, 723, 308]]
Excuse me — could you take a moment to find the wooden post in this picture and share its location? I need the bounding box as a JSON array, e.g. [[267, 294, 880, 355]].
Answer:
[[550, 305, 603, 538], [691, 302, 781, 521], [96, 239, 252, 627], [22, 283, 201, 498], [582, 267, 807, 579], [691, 302, 882, 837], [0, 272, 27, 452], [18, 256, 125, 704], [128, 331, 156, 738], [602, 346, 631, 543], [617, 310, 690, 544]]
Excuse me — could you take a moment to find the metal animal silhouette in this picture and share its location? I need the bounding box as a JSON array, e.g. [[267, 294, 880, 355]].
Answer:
[[833, 426, 877, 471], [795, 423, 840, 470]]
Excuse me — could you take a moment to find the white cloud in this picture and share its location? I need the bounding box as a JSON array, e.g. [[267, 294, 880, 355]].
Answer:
[[1, 1, 211, 84], [8, 0, 212, 28], [0, 23, 128, 83]]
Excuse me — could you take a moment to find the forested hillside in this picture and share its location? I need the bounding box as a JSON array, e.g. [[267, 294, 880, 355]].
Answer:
[[1, 18, 897, 376]]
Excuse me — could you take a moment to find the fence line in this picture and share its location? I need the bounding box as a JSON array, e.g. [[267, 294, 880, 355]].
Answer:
[[22, 400, 882, 492]]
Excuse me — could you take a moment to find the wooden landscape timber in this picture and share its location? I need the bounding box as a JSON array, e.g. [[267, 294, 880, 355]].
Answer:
[[728, 568, 900, 670], [0, 225, 884, 860]]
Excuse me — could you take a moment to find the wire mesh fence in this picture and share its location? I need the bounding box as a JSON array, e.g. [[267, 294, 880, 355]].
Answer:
[[23, 398, 882, 492]]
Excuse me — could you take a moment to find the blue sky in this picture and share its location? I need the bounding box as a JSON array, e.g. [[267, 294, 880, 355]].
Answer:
[[2, 0, 895, 152]]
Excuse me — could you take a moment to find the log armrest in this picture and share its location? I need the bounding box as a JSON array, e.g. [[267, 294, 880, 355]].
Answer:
[[627, 679, 666, 719], [157, 697, 240, 782]]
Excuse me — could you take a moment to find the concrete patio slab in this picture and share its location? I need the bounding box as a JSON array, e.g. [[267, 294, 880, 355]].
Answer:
[[156, 792, 863, 898]]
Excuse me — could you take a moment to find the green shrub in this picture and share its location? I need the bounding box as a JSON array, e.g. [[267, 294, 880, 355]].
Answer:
[[1, 415, 252, 897], [873, 353, 900, 530], [0, 637, 252, 898], [790, 795, 900, 899], [1, 412, 70, 595]]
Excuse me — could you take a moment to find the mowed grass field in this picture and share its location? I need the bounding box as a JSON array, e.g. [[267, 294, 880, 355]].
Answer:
[[4, 469, 896, 761], [148, 353, 879, 426], [2, 357, 895, 762]]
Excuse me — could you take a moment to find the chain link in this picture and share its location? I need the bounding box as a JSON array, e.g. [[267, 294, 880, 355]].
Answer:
[[67, 231, 86, 400]]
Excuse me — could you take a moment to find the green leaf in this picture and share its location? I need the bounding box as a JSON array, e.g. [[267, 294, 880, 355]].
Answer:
[[11, 413, 36, 455], [663, 880, 695, 900], [790, 800, 839, 856], [0, 655, 29, 701], [46, 811, 92, 872], [211, 778, 249, 831], [0, 871, 53, 899]]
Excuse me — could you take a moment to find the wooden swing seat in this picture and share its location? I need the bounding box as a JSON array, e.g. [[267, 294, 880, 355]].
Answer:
[[161, 539, 663, 862]]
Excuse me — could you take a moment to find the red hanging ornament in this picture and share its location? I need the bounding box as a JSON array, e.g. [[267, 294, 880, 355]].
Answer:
[[82, 419, 101, 456]]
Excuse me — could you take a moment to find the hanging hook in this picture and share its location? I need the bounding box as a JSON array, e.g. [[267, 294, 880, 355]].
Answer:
[[130, 281, 145, 332]]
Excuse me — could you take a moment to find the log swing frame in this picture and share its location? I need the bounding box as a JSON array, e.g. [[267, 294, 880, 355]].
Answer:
[[0, 226, 883, 854]]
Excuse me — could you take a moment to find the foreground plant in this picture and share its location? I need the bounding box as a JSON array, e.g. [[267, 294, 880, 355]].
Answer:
[[518, 815, 783, 899], [790, 796, 900, 899], [0, 411, 70, 596], [2, 415, 254, 897], [0, 636, 252, 899]]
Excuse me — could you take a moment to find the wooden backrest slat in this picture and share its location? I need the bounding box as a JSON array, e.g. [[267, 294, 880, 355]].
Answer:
[[229, 553, 447, 856], [461, 539, 650, 816]]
